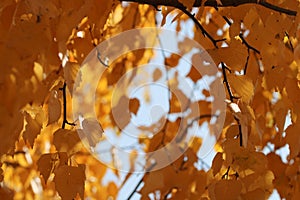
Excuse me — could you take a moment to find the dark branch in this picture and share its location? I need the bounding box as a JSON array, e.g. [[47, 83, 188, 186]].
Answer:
[[119, 0, 297, 16], [222, 166, 230, 179], [179, 8, 225, 48], [176, 114, 218, 143], [126, 162, 156, 200], [60, 82, 76, 129], [221, 63, 243, 147], [221, 63, 236, 102], [258, 0, 297, 16], [239, 33, 260, 54]]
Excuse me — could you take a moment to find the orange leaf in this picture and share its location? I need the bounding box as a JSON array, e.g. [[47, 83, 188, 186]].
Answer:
[[153, 68, 162, 81], [23, 112, 42, 146], [54, 165, 85, 200], [227, 74, 254, 104], [285, 122, 300, 159], [64, 62, 81, 95], [47, 90, 61, 125], [165, 54, 181, 68], [37, 152, 68, 183], [129, 98, 140, 115], [213, 179, 242, 200], [53, 129, 80, 152], [212, 152, 224, 176]]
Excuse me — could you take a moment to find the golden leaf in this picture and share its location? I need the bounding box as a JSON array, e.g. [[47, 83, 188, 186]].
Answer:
[[64, 62, 82, 95], [213, 179, 242, 200], [37, 152, 68, 183], [212, 152, 224, 176], [285, 122, 300, 159], [227, 74, 254, 104], [23, 112, 42, 146], [53, 129, 81, 152], [54, 165, 85, 200], [207, 40, 248, 71], [47, 90, 61, 125]]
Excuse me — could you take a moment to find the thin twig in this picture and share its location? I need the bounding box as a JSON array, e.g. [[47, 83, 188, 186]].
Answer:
[[220, 15, 260, 75], [176, 114, 218, 143], [221, 166, 230, 179], [179, 9, 225, 48], [285, 31, 294, 52], [126, 162, 157, 200], [221, 63, 242, 147], [239, 33, 260, 54]]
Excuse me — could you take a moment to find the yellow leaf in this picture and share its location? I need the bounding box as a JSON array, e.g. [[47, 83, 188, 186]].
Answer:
[[47, 90, 61, 125], [227, 74, 254, 104], [23, 112, 42, 146], [207, 40, 248, 71], [0, 165, 3, 182], [64, 62, 81, 95]]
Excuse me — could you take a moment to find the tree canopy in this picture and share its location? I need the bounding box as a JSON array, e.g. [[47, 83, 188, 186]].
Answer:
[[1, 0, 300, 199]]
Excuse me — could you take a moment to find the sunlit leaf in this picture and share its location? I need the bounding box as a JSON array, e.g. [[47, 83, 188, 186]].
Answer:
[[227, 74, 254, 104], [23, 112, 42, 146], [47, 90, 61, 125]]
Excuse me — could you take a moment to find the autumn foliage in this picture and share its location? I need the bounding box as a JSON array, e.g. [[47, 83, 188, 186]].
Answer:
[[1, 0, 300, 199]]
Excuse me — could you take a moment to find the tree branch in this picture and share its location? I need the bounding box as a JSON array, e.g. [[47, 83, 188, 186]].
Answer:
[[60, 82, 76, 129], [221, 63, 243, 147], [120, 0, 297, 16], [178, 8, 225, 48]]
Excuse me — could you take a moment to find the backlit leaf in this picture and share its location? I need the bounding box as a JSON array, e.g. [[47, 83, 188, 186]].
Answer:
[[53, 129, 81, 152], [47, 90, 61, 125], [129, 98, 140, 115], [212, 152, 224, 176], [37, 152, 68, 183], [23, 112, 42, 146], [54, 165, 85, 200], [82, 118, 103, 147], [227, 74, 254, 104]]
